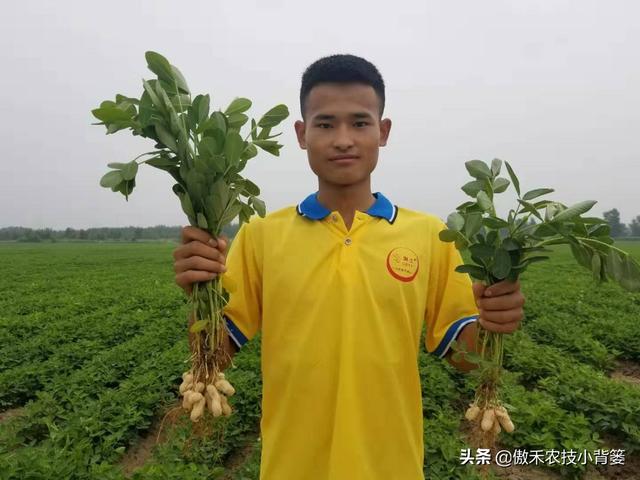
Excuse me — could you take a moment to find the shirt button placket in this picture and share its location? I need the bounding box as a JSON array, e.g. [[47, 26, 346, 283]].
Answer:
[[344, 238, 352, 246]]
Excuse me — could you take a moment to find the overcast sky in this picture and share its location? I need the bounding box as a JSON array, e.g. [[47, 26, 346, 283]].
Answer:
[[1, 0, 638, 229]]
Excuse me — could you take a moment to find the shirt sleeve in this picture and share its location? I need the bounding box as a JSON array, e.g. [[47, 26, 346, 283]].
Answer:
[[424, 221, 479, 357], [222, 220, 263, 349]]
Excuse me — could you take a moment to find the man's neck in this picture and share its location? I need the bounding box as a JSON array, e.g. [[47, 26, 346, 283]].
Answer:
[[316, 180, 376, 230]]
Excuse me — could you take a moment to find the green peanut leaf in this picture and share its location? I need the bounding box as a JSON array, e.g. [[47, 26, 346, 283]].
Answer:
[[170, 94, 191, 113], [227, 112, 249, 129], [439, 229, 460, 242], [579, 237, 614, 253], [258, 104, 289, 128], [155, 123, 178, 152], [100, 170, 123, 188], [519, 256, 549, 266], [92, 106, 133, 123], [145, 51, 175, 84], [189, 94, 210, 126], [121, 161, 138, 181], [504, 161, 520, 196], [225, 97, 252, 115], [174, 189, 196, 221], [465, 160, 492, 180], [469, 244, 495, 266], [199, 136, 220, 158], [570, 242, 592, 270], [588, 224, 611, 237], [491, 158, 502, 176], [604, 249, 624, 281], [611, 253, 640, 292], [591, 253, 603, 280], [145, 155, 177, 168], [522, 188, 554, 201], [250, 118, 258, 141], [251, 197, 266, 217], [455, 236, 470, 250], [242, 179, 260, 196], [501, 238, 521, 251], [220, 201, 243, 225], [533, 223, 558, 237], [137, 92, 154, 128], [196, 212, 209, 229], [170, 65, 190, 94], [456, 201, 476, 212], [455, 264, 487, 281], [476, 191, 493, 211], [491, 248, 512, 279], [142, 80, 164, 113], [581, 217, 608, 225], [462, 180, 485, 197], [552, 200, 597, 222], [493, 177, 510, 194], [107, 162, 127, 169], [447, 212, 465, 231], [241, 143, 258, 161], [224, 131, 244, 166], [483, 216, 509, 229], [115, 94, 139, 105], [253, 139, 281, 156], [114, 178, 136, 200], [517, 199, 544, 221], [464, 212, 483, 237]]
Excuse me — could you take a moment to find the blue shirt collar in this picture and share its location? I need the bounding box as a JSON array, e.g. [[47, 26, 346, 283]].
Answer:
[[296, 192, 398, 224]]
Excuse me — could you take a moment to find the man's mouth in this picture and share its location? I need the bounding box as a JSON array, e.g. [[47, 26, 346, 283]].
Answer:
[[329, 155, 359, 163]]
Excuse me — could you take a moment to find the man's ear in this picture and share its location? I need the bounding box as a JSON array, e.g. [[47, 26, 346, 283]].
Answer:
[[379, 118, 392, 147], [294, 120, 307, 149]]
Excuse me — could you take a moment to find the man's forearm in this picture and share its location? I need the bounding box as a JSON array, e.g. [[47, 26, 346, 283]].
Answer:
[[444, 320, 480, 372]]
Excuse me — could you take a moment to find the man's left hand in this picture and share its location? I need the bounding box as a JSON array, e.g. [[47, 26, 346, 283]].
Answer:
[[472, 280, 525, 334]]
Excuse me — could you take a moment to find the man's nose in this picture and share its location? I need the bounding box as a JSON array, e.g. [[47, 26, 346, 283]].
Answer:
[[333, 124, 354, 150]]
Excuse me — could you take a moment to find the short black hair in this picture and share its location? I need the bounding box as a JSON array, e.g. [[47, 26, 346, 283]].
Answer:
[[300, 54, 386, 119]]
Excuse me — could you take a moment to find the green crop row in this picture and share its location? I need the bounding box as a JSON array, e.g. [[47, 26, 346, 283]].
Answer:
[[0, 340, 187, 479], [521, 244, 640, 362], [504, 331, 640, 451], [0, 319, 184, 451]]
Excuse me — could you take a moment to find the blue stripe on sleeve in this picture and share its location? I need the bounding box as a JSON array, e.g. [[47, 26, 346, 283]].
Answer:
[[224, 315, 248, 349], [432, 315, 479, 358]]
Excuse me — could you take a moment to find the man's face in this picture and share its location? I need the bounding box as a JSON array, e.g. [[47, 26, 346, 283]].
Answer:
[[294, 83, 392, 188]]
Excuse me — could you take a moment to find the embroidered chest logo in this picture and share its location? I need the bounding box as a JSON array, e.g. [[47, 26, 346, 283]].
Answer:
[[386, 247, 419, 282]]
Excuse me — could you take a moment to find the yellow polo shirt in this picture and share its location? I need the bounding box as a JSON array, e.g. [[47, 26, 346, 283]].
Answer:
[[222, 192, 479, 480]]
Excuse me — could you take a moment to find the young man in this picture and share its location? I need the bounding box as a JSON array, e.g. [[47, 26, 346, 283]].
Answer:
[[173, 55, 525, 480]]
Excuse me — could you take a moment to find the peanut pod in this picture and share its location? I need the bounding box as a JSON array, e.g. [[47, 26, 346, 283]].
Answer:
[[465, 404, 480, 421], [495, 407, 515, 433], [190, 397, 206, 422], [215, 379, 236, 396], [220, 394, 232, 416], [480, 408, 495, 432], [492, 419, 502, 435]]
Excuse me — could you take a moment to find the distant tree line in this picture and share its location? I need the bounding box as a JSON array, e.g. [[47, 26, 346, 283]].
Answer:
[[0, 224, 241, 243], [2, 208, 638, 242], [603, 209, 640, 238]]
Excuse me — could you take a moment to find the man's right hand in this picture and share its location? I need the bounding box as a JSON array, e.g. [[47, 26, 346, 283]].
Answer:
[[173, 226, 228, 296]]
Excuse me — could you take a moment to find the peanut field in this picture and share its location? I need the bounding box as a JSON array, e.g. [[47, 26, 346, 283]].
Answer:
[[1, 241, 639, 479]]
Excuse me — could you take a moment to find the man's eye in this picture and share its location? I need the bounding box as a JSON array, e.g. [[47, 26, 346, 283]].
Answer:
[[355, 121, 369, 127], [316, 123, 331, 129]]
